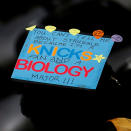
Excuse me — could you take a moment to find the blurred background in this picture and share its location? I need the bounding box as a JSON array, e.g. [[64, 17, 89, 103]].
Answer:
[[0, 0, 131, 130]]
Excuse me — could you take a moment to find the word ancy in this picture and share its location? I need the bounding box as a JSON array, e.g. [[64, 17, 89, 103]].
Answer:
[[27, 44, 93, 61]]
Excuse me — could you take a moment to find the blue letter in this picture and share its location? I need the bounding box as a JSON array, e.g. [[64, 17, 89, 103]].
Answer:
[[40, 45, 54, 56], [69, 49, 83, 59], [57, 48, 70, 57]]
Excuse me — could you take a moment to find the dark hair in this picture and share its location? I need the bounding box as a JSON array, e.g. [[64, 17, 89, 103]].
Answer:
[[20, 1, 131, 130]]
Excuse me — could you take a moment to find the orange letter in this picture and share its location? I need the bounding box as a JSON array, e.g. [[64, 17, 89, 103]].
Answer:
[[81, 51, 93, 61], [52, 46, 58, 56], [27, 44, 42, 55]]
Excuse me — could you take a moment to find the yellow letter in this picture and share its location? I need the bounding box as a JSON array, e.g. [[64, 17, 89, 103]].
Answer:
[[81, 51, 93, 61], [27, 44, 42, 55]]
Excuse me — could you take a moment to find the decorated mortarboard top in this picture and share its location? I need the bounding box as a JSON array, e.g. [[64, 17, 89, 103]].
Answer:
[[11, 25, 123, 89]]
